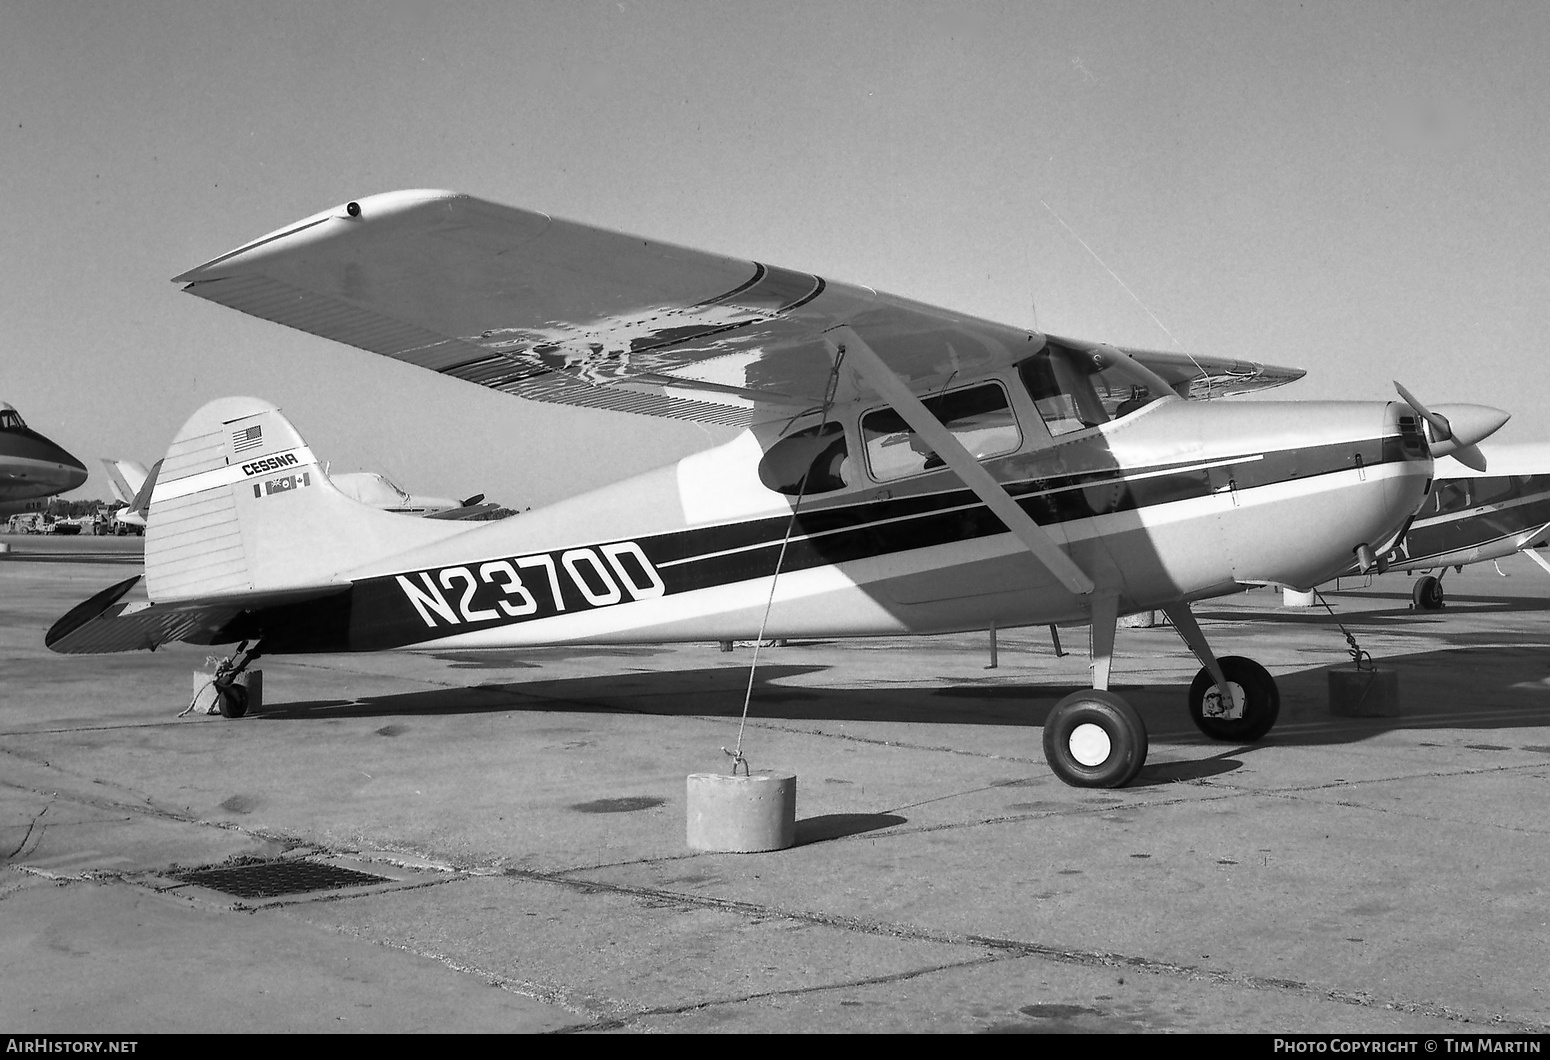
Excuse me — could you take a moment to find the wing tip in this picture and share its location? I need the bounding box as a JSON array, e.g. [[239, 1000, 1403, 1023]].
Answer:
[[173, 189, 465, 284]]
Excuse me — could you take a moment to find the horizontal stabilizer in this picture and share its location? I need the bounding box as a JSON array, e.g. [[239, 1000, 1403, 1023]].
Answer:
[[46, 574, 348, 654]]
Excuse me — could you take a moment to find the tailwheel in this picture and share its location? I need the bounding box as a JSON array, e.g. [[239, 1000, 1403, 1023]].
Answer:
[[1042, 689, 1149, 788], [215, 682, 248, 719], [1411, 575, 1444, 610], [1188, 656, 1279, 742]]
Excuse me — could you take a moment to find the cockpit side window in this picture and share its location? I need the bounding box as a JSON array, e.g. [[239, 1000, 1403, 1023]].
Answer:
[[1018, 340, 1169, 436], [861, 382, 1020, 482], [1020, 347, 1103, 436], [758, 422, 851, 496]]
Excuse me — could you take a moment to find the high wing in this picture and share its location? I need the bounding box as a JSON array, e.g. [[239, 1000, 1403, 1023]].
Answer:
[[174, 190, 1303, 425]]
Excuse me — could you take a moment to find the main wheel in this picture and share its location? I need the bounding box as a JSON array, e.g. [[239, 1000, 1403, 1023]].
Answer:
[[1188, 656, 1278, 742], [1042, 690, 1149, 788], [1412, 575, 1444, 610], [215, 682, 249, 719]]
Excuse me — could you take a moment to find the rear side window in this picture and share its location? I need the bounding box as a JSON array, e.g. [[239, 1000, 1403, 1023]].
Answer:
[[758, 422, 851, 496], [861, 383, 1020, 482]]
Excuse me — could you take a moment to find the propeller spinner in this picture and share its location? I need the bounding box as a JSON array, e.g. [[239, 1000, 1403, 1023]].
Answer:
[[1394, 381, 1510, 470]]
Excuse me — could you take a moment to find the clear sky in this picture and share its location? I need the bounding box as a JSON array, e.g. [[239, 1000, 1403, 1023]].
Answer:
[[5, 1, 1547, 508]]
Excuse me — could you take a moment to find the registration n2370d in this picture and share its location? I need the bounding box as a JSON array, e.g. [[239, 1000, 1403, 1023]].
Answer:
[[395, 542, 664, 627]]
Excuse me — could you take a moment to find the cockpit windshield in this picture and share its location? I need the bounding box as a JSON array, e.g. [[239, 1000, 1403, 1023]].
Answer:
[[1017, 339, 1176, 437], [0, 409, 25, 431]]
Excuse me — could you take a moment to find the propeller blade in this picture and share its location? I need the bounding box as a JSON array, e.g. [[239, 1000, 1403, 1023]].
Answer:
[[1448, 443, 1488, 472]]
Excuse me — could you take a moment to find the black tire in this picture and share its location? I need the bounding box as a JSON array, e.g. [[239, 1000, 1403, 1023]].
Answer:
[[1412, 575, 1444, 610], [216, 682, 249, 719], [1042, 690, 1149, 788], [1188, 656, 1279, 742]]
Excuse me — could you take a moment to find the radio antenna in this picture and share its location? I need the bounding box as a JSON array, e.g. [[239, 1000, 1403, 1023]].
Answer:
[[1039, 198, 1211, 393]]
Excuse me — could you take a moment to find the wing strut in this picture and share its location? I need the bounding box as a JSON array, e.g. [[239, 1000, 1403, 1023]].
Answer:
[[824, 325, 1095, 596]]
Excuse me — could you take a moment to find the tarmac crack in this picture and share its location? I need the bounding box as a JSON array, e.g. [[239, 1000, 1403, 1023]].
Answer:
[[553, 952, 1011, 1032], [471, 866, 1550, 1033], [1204, 762, 1550, 834], [305, 921, 612, 1020], [4, 797, 52, 860]]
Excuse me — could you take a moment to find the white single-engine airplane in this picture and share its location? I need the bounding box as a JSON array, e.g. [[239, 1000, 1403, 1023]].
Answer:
[[47, 190, 1512, 788]]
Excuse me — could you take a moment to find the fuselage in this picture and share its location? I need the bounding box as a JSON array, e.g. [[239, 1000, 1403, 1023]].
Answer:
[[237, 391, 1434, 654]]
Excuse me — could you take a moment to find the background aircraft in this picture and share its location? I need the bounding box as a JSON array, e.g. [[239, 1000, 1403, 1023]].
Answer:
[[104, 457, 501, 528], [0, 402, 88, 518], [47, 191, 1508, 789], [329, 471, 503, 521], [99, 458, 150, 534], [1371, 442, 1550, 609]]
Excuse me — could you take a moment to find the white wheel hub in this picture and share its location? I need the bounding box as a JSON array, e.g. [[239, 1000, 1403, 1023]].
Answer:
[[1068, 722, 1112, 766], [1202, 680, 1247, 720]]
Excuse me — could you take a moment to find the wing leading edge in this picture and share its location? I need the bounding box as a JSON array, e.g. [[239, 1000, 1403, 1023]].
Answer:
[[175, 190, 1303, 424]]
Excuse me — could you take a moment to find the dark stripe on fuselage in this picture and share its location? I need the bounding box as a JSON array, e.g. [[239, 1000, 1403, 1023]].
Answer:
[[235, 432, 1418, 653]]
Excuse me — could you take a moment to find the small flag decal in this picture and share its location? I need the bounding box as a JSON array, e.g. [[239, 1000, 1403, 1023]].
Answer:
[[233, 425, 263, 453]]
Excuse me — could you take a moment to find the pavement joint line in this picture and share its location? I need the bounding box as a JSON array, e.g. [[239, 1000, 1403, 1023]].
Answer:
[[0, 773, 205, 829], [422, 865, 1550, 1034], [1201, 759, 1550, 805], [697, 715, 1052, 760], [962, 932, 1548, 1033], [557, 953, 1013, 1033], [45, 876, 1550, 1005], [314, 921, 612, 1019]]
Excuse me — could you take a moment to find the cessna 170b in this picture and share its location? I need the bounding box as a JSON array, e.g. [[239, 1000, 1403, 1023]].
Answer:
[[46, 190, 1512, 788]]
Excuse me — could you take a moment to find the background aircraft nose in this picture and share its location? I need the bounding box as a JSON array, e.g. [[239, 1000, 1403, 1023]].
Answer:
[[58, 452, 89, 492], [2, 432, 89, 496]]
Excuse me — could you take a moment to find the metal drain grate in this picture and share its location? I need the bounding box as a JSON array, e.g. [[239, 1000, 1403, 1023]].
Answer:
[[172, 860, 390, 899]]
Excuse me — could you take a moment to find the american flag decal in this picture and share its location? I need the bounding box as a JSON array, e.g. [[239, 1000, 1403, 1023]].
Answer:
[[232, 426, 263, 453]]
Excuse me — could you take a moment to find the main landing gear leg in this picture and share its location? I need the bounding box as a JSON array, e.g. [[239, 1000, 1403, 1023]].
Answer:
[[1163, 603, 1280, 742], [211, 640, 263, 719], [1042, 592, 1149, 788]]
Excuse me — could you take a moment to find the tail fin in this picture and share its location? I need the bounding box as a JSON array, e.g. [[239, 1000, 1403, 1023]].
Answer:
[[130, 459, 160, 519], [99, 459, 148, 505], [146, 397, 468, 602]]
